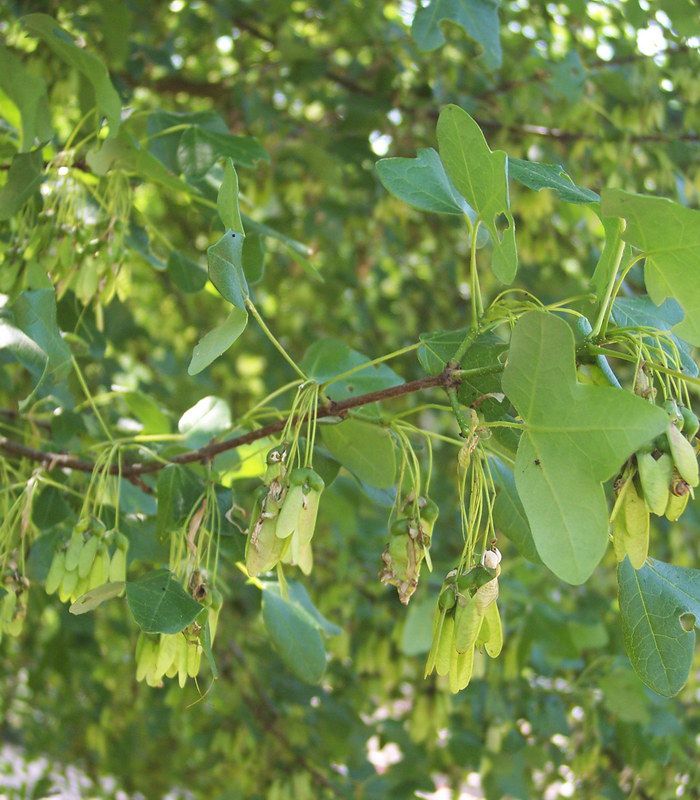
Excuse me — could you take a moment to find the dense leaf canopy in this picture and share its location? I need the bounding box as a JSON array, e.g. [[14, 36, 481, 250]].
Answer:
[[0, 2, 699, 799]]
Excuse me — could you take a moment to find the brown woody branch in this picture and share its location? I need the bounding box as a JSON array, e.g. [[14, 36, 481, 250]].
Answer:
[[0, 367, 459, 481]]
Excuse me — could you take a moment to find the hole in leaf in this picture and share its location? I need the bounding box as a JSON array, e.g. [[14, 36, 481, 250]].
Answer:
[[679, 612, 695, 632], [493, 212, 511, 243]]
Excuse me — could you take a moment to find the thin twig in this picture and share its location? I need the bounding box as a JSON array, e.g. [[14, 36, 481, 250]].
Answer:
[[0, 367, 461, 479]]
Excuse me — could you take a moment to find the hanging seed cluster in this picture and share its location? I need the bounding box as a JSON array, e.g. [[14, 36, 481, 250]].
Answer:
[[245, 445, 325, 577], [135, 589, 222, 688], [612, 399, 699, 568], [425, 549, 503, 693], [379, 496, 438, 605], [45, 519, 129, 603], [0, 574, 29, 642]]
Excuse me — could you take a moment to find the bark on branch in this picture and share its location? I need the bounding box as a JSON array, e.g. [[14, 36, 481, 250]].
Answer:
[[0, 368, 459, 481]]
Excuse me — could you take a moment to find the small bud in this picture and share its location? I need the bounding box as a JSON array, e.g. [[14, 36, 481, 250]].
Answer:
[[481, 548, 501, 570]]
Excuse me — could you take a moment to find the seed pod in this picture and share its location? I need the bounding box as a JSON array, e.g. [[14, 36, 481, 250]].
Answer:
[[108, 547, 127, 583], [5, 610, 24, 636], [78, 535, 99, 579], [454, 595, 481, 653], [246, 516, 286, 577], [419, 498, 439, 538], [73, 576, 90, 601], [1, 590, 16, 625], [623, 482, 649, 569], [293, 541, 313, 576], [165, 660, 179, 679], [665, 490, 689, 522], [435, 613, 455, 677], [637, 452, 672, 516], [45, 550, 66, 595], [264, 444, 288, 485], [177, 634, 189, 688], [114, 532, 130, 551], [187, 640, 202, 678], [208, 588, 223, 644], [65, 531, 84, 572], [611, 509, 628, 563], [59, 567, 78, 603], [679, 407, 699, 440], [297, 471, 325, 543], [276, 485, 303, 539], [438, 584, 456, 612], [664, 399, 683, 427], [474, 577, 499, 614], [136, 636, 154, 682], [424, 607, 444, 677], [135, 631, 146, 665], [483, 601, 503, 658], [156, 634, 179, 679], [667, 423, 699, 487], [452, 647, 475, 693], [88, 546, 110, 590], [247, 486, 268, 534]]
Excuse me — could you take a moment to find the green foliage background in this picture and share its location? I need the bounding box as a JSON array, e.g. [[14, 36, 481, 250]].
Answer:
[[0, 1, 699, 798]]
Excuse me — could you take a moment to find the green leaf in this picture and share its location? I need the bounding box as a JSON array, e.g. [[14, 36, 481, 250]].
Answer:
[[0, 149, 44, 220], [177, 126, 268, 176], [32, 485, 71, 529], [376, 148, 473, 216], [146, 110, 229, 172], [547, 51, 587, 103], [0, 45, 53, 150], [241, 214, 320, 281], [412, 0, 502, 70], [12, 289, 71, 384], [22, 14, 121, 135], [508, 158, 599, 204], [301, 339, 403, 402], [488, 456, 541, 564], [86, 132, 191, 195], [217, 158, 244, 233], [126, 569, 203, 634], [207, 230, 249, 308], [599, 669, 650, 723], [601, 189, 700, 345], [167, 251, 207, 293], [400, 595, 436, 656], [188, 307, 248, 375], [121, 390, 171, 435], [264, 581, 341, 637], [69, 582, 125, 615], [178, 396, 232, 448], [590, 216, 626, 299], [262, 587, 326, 684], [155, 465, 203, 541], [0, 318, 47, 379], [618, 557, 699, 697], [612, 296, 698, 377], [418, 328, 506, 403], [502, 311, 667, 584], [437, 105, 517, 283], [242, 233, 266, 284], [321, 418, 396, 488]]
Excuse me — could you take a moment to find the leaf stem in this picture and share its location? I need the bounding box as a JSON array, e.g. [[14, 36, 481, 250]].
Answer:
[[469, 220, 483, 327], [593, 253, 645, 338], [322, 343, 420, 390], [71, 357, 113, 442], [446, 387, 472, 438], [245, 299, 308, 381]]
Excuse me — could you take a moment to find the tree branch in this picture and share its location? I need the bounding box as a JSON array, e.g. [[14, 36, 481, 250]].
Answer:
[[0, 367, 459, 480]]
